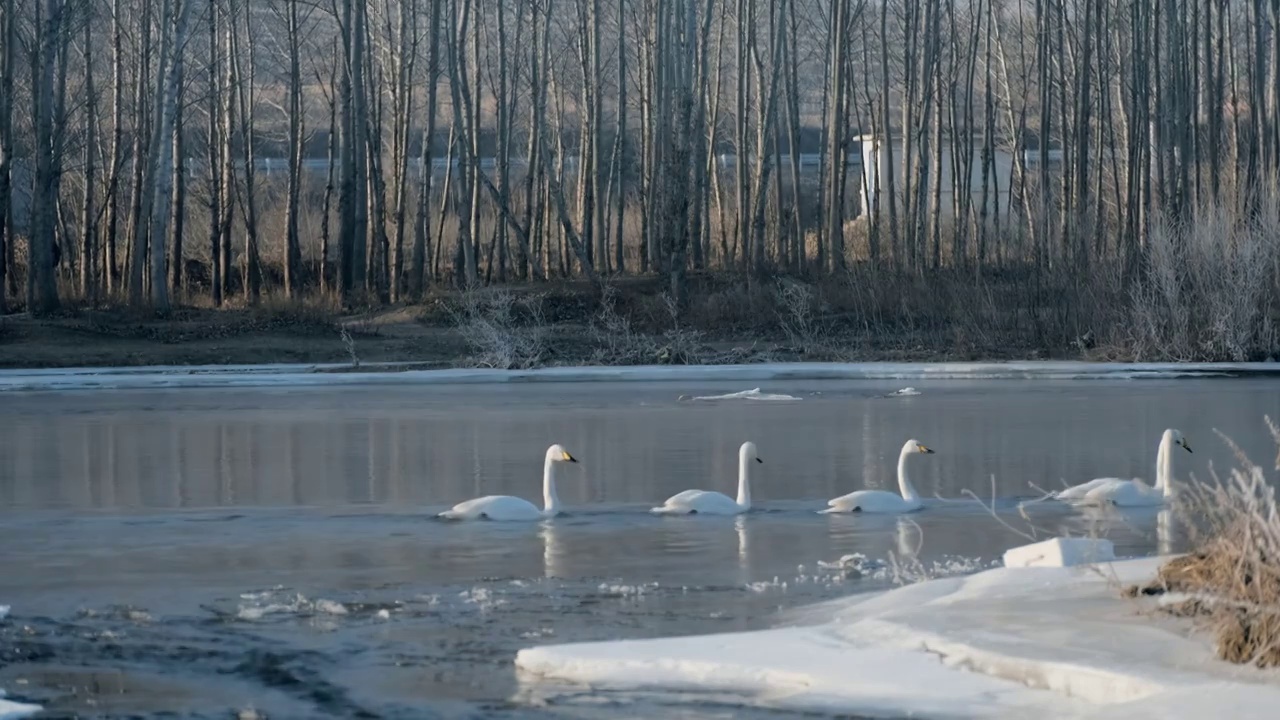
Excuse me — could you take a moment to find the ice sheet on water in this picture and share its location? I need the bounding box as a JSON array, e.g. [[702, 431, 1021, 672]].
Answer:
[[3, 360, 1278, 392], [515, 549, 1280, 719]]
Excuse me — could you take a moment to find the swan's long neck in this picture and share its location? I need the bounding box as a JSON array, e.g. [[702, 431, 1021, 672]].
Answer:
[[897, 446, 921, 501], [542, 457, 561, 513], [736, 454, 752, 508], [1156, 431, 1174, 496]]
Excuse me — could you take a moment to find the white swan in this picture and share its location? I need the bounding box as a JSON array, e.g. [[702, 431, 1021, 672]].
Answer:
[[438, 444, 579, 521], [1079, 429, 1192, 507], [651, 441, 761, 515], [821, 439, 934, 514]]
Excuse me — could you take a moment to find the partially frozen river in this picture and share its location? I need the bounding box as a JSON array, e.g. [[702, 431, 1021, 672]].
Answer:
[[1, 377, 1277, 718]]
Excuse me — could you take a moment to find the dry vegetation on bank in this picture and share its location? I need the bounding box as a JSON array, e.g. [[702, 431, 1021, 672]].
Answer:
[[1128, 419, 1280, 669], [2, 202, 1278, 370]]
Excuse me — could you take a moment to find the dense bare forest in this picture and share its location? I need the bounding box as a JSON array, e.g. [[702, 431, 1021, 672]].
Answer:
[[0, 0, 1277, 364]]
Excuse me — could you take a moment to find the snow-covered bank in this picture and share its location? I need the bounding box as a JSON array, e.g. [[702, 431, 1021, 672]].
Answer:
[[1, 360, 1277, 392], [515, 554, 1280, 719]]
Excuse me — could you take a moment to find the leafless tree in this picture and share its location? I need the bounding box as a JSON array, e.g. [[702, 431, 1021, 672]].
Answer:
[[0, 0, 15, 313]]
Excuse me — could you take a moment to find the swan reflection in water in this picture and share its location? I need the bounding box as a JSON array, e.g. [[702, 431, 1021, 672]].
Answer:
[[1074, 503, 1179, 557], [540, 520, 564, 580]]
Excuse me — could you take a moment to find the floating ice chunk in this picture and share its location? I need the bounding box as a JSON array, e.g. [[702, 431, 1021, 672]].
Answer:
[[235, 591, 310, 620], [459, 587, 506, 610], [0, 692, 40, 720], [314, 599, 348, 616], [598, 582, 658, 597], [816, 553, 889, 580], [886, 387, 921, 396], [1002, 537, 1115, 569], [687, 388, 801, 402], [0, 605, 9, 620]]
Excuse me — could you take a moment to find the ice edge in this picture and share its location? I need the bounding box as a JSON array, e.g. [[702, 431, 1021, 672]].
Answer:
[[0, 360, 1275, 392]]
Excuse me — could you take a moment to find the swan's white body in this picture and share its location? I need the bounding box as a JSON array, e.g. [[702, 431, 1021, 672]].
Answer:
[[821, 439, 934, 514], [651, 442, 761, 515], [438, 444, 578, 521], [1053, 477, 1131, 501], [1057, 429, 1191, 507]]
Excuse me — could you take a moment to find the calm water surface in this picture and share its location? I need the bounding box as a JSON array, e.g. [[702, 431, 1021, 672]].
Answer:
[[0, 378, 1277, 718]]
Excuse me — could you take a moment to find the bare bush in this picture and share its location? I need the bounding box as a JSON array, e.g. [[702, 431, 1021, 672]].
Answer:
[[448, 288, 547, 369], [588, 285, 658, 364], [1129, 205, 1279, 361], [340, 325, 358, 368], [1130, 419, 1280, 668], [588, 286, 707, 365], [656, 292, 707, 364], [775, 279, 822, 351]]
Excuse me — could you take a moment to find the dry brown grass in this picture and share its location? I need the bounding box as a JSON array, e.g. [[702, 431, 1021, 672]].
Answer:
[[1128, 418, 1280, 668]]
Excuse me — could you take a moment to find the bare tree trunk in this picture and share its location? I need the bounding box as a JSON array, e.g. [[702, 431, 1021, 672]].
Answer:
[[412, 0, 441, 296], [283, 0, 305, 298], [590, 0, 605, 271], [389, 0, 417, 300], [494, 0, 513, 281], [666, 0, 698, 304], [825, 0, 849, 273], [753, 0, 787, 274], [782, 0, 803, 271], [572, 0, 600, 271], [137, 0, 174, 308], [147, 0, 191, 310], [230, 0, 260, 303], [170, 67, 186, 297], [878, 0, 900, 264], [523, 0, 553, 280], [320, 47, 338, 297], [206, 0, 223, 306], [466, 7, 482, 281], [0, 0, 14, 311], [685, 0, 716, 275], [79, 11, 99, 302], [339, 0, 370, 300], [365, 56, 390, 303], [733, 0, 750, 269], [143, 0, 181, 306], [433, 126, 456, 280], [29, 0, 66, 314], [611, 0, 628, 274], [338, 0, 357, 299], [1209, 0, 1223, 204], [101, 0, 127, 299], [127, 0, 154, 303], [217, 7, 234, 301], [446, 0, 478, 285]]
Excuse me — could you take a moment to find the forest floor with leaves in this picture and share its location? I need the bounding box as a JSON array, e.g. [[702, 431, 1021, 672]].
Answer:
[[0, 275, 1080, 369]]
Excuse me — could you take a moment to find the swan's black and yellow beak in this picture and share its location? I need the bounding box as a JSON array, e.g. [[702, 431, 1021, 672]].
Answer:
[[918, 445, 935, 454], [562, 451, 578, 463], [756, 457, 764, 464], [1181, 440, 1193, 453]]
